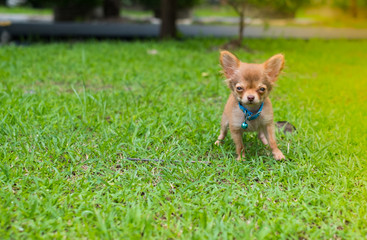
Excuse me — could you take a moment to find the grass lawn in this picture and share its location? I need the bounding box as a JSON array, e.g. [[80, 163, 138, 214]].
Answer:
[[194, 5, 367, 28], [121, 9, 153, 18], [193, 5, 238, 18], [0, 38, 366, 239], [0, 6, 51, 15], [295, 6, 367, 29]]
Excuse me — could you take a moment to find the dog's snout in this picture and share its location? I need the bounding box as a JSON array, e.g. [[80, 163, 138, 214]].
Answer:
[[247, 95, 255, 102]]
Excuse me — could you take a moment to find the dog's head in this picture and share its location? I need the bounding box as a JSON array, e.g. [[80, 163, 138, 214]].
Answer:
[[220, 51, 284, 107]]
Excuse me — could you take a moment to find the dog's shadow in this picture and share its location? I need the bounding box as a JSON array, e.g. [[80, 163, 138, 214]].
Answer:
[[219, 123, 297, 162], [243, 134, 271, 160]]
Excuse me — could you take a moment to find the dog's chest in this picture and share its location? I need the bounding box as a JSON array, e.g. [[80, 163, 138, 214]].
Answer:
[[231, 109, 262, 132]]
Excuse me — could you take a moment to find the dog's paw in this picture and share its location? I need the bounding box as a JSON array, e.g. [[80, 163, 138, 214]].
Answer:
[[236, 154, 246, 161], [272, 149, 285, 161], [215, 140, 224, 146]]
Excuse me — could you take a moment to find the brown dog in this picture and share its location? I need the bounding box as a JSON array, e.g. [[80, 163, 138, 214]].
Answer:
[[215, 51, 285, 161]]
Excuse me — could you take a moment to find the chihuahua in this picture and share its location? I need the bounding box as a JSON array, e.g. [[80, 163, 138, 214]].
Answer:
[[215, 51, 285, 161]]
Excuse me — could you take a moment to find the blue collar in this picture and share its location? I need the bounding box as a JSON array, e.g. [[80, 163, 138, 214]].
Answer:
[[238, 102, 264, 129]]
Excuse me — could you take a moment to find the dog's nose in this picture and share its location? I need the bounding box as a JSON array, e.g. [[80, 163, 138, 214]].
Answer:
[[247, 95, 255, 102]]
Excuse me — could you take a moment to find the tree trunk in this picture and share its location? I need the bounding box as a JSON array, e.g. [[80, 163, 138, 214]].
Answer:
[[160, 0, 177, 39], [103, 0, 120, 18], [54, 4, 97, 22], [350, 0, 357, 18]]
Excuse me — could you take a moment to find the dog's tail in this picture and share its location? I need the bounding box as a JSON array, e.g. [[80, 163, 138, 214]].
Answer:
[[276, 121, 296, 134]]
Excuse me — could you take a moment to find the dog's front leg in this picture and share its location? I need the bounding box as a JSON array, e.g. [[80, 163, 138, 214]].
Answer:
[[230, 126, 245, 160], [215, 114, 229, 145], [264, 123, 285, 160]]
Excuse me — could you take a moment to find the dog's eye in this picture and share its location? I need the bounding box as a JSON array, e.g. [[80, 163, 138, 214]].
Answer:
[[236, 86, 243, 91], [259, 87, 266, 92]]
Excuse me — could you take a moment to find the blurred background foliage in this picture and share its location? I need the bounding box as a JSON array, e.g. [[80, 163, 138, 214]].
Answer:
[[1, 0, 367, 26]]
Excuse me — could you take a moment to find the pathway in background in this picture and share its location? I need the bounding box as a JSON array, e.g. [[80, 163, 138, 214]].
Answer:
[[1, 13, 367, 39]]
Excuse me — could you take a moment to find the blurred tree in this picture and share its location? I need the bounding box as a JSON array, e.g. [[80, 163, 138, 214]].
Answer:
[[268, 0, 310, 17], [139, 0, 201, 15], [226, 0, 246, 46], [350, 0, 357, 17], [27, 0, 49, 8], [223, 0, 266, 47], [139, 0, 202, 39], [224, 0, 309, 48], [103, 0, 121, 18], [333, 0, 367, 17], [29, 0, 103, 21], [160, 0, 176, 38]]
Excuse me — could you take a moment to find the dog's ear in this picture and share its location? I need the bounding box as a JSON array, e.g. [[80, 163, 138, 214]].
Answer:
[[264, 54, 284, 82], [220, 51, 240, 78]]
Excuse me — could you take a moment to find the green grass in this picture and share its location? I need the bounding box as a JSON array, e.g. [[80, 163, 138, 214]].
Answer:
[[0, 38, 366, 239], [296, 6, 367, 29], [121, 9, 153, 18], [0, 6, 51, 15], [193, 5, 367, 29], [193, 5, 238, 18]]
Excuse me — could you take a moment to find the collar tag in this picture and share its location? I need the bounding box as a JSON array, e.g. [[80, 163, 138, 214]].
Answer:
[[238, 102, 264, 129]]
